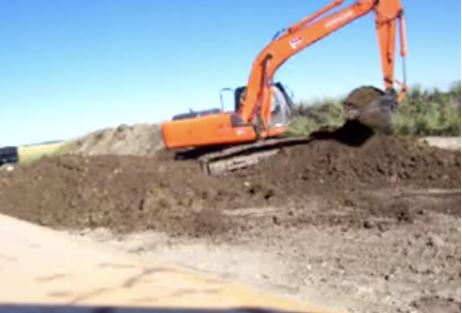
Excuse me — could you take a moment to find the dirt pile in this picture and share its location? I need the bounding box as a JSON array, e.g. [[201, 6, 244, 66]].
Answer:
[[0, 155, 242, 235], [0, 132, 459, 237], [242, 130, 460, 194], [73, 124, 163, 157]]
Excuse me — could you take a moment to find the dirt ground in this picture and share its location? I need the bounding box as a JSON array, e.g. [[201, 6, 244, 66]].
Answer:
[[0, 130, 460, 313]]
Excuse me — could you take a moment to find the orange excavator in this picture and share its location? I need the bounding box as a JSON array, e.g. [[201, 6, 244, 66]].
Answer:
[[162, 0, 408, 175]]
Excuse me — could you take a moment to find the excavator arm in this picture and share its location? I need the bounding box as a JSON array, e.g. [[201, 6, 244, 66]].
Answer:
[[161, 0, 407, 149], [240, 0, 407, 131]]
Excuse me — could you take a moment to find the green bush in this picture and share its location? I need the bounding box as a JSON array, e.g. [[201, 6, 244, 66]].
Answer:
[[392, 82, 461, 136], [287, 82, 461, 137], [286, 98, 345, 136]]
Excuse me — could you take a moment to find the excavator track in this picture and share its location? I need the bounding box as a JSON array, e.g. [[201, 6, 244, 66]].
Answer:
[[198, 137, 311, 176]]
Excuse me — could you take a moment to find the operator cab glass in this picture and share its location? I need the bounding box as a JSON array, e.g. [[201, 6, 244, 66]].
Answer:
[[234, 82, 293, 128], [270, 84, 293, 128]]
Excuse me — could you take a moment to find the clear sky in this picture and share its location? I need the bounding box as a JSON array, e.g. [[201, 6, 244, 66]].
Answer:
[[0, 0, 460, 145]]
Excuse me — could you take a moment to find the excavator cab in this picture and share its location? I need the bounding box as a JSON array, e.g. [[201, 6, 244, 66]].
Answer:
[[172, 83, 293, 126], [162, 83, 294, 149], [233, 82, 294, 128]]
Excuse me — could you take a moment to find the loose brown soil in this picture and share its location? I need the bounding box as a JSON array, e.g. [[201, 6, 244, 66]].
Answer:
[[0, 131, 459, 313], [0, 133, 459, 236]]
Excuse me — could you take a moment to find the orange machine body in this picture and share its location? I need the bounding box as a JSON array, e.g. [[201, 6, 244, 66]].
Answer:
[[162, 112, 289, 149], [162, 113, 256, 149], [162, 0, 407, 149]]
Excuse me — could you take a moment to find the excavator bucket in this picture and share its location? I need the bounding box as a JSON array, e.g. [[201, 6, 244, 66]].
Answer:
[[343, 86, 397, 131]]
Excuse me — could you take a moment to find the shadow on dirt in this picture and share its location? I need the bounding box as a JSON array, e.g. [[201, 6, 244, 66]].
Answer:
[[311, 120, 375, 147]]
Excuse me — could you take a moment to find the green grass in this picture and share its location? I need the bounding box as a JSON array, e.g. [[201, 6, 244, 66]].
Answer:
[[18, 141, 76, 165], [287, 82, 461, 137]]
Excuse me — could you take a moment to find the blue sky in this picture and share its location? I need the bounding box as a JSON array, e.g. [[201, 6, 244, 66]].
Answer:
[[0, 0, 460, 145]]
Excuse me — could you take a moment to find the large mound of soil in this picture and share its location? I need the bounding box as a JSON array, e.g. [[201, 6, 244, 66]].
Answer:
[[73, 124, 163, 157], [0, 134, 459, 237]]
